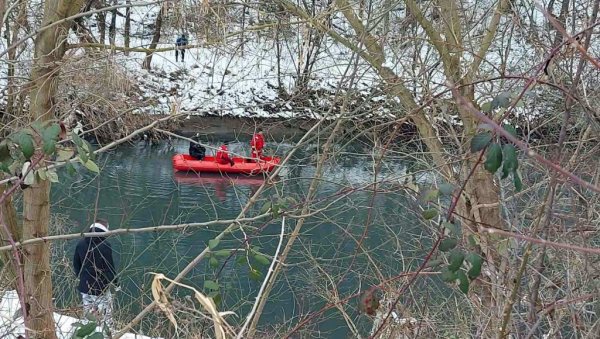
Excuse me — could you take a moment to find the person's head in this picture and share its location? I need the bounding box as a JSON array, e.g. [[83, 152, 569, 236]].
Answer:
[[256, 128, 263, 135], [91, 218, 109, 232]]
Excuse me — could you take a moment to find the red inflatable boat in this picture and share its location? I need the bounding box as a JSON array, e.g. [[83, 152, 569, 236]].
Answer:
[[172, 154, 280, 175]]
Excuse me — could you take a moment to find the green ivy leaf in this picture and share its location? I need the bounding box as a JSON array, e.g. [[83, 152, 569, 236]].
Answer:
[[438, 183, 454, 196], [208, 291, 222, 305], [71, 131, 83, 147], [83, 140, 95, 161], [277, 197, 289, 209], [204, 280, 219, 291], [440, 267, 456, 282], [456, 270, 470, 294], [421, 208, 438, 220], [513, 170, 523, 192], [0, 141, 10, 163], [0, 162, 10, 174], [213, 249, 232, 257], [209, 257, 219, 269], [42, 139, 56, 155], [78, 147, 89, 164], [468, 234, 478, 247], [439, 238, 458, 252], [75, 322, 97, 337], [254, 254, 270, 266], [484, 143, 503, 174], [82, 159, 99, 173], [421, 189, 439, 203], [502, 124, 518, 138], [470, 132, 492, 153], [37, 168, 48, 181], [208, 238, 220, 250], [66, 162, 77, 176], [448, 250, 465, 272], [442, 221, 460, 237], [480, 101, 492, 113], [491, 91, 511, 109], [272, 204, 280, 218], [466, 253, 483, 279], [501, 144, 518, 179], [259, 202, 271, 214], [42, 123, 61, 142], [56, 148, 75, 162], [16, 132, 34, 159], [427, 258, 444, 268], [87, 333, 104, 339], [249, 268, 262, 281]]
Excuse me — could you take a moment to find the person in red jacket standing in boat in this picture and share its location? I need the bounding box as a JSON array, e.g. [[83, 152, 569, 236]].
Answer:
[[216, 143, 235, 166], [250, 129, 265, 161]]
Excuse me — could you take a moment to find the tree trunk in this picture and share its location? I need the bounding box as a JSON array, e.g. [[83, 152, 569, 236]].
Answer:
[[24, 1, 84, 337], [97, 1, 106, 44], [143, 5, 164, 70], [108, 0, 117, 46], [0, 183, 21, 286], [0, 0, 5, 42], [124, 0, 131, 55]]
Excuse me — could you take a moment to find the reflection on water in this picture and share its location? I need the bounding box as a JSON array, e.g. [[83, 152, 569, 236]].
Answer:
[[50, 139, 432, 337]]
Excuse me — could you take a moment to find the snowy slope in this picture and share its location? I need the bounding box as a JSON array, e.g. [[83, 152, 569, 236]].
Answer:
[[0, 290, 161, 338]]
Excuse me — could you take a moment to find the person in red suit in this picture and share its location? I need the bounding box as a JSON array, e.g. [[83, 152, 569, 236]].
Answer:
[[250, 129, 265, 160], [215, 144, 235, 166]]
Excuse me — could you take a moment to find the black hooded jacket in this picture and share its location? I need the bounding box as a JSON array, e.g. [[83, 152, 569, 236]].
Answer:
[[73, 225, 118, 295]]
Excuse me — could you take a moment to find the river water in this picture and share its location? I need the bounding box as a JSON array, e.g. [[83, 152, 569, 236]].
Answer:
[[49, 138, 435, 338]]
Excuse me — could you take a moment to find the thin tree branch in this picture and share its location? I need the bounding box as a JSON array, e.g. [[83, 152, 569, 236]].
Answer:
[[236, 216, 286, 339]]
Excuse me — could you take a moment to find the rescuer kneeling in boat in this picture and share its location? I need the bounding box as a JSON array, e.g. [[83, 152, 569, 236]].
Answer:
[[216, 144, 235, 166], [189, 135, 206, 160]]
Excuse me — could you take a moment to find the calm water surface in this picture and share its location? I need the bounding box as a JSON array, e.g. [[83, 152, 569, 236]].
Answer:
[[50, 138, 433, 337]]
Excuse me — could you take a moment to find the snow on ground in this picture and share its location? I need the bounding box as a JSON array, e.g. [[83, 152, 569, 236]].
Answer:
[[3, 1, 596, 122], [64, 4, 386, 119], [0, 290, 160, 339]]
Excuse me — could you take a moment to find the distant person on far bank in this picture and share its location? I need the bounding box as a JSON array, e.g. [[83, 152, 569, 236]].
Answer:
[[216, 144, 235, 166], [175, 33, 188, 62], [73, 219, 119, 330], [189, 134, 206, 160], [250, 129, 265, 161]]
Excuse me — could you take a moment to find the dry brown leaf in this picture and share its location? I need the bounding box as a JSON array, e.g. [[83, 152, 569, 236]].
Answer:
[[150, 272, 236, 339], [151, 273, 178, 333]]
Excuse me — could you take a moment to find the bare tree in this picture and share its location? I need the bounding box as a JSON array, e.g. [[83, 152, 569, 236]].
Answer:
[[22, 0, 84, 337], [143, 4, 164, 70]]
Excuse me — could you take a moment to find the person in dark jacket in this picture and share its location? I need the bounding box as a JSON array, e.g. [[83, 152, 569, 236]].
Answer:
[[175, 33, 188, 62], [73, 219, 118, 329], [189, 134, 206, 160]]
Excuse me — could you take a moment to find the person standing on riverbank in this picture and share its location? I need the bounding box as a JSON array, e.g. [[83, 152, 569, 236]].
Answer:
[[250, 129, 265, 160], [175, 33, 188, 62], [73, 219, 118, 330]]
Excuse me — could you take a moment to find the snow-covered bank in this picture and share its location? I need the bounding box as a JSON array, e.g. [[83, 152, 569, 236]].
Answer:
[[61, 3, 395, 120], [0, 290, 160, 338]]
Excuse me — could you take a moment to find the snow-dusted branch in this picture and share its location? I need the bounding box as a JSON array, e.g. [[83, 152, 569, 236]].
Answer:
[[0, 213, 270, 253]]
